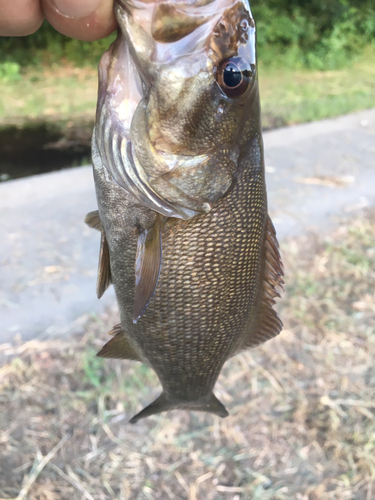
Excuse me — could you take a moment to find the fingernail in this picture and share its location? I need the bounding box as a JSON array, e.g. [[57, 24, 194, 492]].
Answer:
[[50, 0, 101, 19]]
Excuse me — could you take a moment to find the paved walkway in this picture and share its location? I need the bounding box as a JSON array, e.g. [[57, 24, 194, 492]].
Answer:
[[265, 109, 375, 238], [1, 109, 374, 344]]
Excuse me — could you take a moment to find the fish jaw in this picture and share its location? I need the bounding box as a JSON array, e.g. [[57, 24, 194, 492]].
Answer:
[[95, 38, 195, 219], [97, 34, 143, 135]]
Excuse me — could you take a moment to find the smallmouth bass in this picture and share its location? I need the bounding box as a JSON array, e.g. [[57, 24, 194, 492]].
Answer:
[[87, 0, 284, 423]]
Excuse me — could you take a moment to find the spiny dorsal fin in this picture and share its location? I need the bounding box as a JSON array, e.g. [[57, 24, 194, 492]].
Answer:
[[133, 215, 162, 324], [97, 229, 112, 299], [85, 210, 102, 231], [97, 328, 141, 361], [237, 216, 284, 352]]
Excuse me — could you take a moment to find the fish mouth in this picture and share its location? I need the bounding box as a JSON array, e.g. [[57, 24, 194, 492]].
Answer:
[[118, 0, 242, 45]]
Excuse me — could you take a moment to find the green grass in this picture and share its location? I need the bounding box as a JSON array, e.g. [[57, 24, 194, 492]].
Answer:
[[259, 46, 375, 128], [0, 46, 374, 130], [0, 64, 97, 125]]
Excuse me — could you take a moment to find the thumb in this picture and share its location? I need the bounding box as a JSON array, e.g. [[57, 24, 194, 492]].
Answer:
[[42, 0, 117, 41]]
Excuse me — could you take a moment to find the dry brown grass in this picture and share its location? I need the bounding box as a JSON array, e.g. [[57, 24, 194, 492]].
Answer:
[[1, 210, 374, 500]]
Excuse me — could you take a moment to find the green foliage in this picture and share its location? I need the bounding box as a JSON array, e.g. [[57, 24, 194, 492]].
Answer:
[[0, 61, 21, 81], [81, 349, 108, 388], [253, 0, 375, 69], [0, 20, 116, 68], [0, 1, 374, 70]]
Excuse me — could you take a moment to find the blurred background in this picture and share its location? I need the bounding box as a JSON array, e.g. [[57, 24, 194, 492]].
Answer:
[[0, 0, 375, 180], [0, 1, 375, 499]]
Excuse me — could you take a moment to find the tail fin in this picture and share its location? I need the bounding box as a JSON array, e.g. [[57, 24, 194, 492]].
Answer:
[[129, 392, 228, 424], [199, 393, 229, 419], [129, 393, 170, 424]]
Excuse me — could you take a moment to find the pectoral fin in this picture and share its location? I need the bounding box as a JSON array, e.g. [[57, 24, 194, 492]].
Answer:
[[133, 215, 162, 323], [85, 210, 102, 231], [97, 229, 112, 299], [97, 326, 141, 361]]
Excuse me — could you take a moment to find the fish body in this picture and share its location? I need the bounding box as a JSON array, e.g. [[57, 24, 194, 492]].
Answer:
[[89, 0, 284, 423]]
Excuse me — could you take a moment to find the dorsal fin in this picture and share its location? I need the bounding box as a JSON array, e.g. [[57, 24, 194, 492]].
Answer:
[[85, 210, 102, 231], [236, 216, 284, 352], [97, 327, 141, 361], [97, 229, 112, 299], [133, 215, 162, 323]]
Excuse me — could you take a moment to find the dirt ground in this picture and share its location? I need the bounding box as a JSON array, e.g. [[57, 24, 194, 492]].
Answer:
[[1, 209, 374, 500]]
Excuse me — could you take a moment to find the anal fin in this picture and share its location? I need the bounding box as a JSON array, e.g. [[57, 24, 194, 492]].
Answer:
[[97, 326, 141, 361], [133, 215, 162, 323], [97, 229, 112, 299], [237, 216, 284, 352]]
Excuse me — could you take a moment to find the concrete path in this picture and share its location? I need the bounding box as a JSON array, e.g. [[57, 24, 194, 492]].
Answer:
[[265, 109, 375, 238], [1, 109, 374, 344], [0, 167, 116, 344]]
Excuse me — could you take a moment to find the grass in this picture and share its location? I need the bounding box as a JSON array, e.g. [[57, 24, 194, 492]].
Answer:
[[0, 47, 374, 131], [0, 209, 374, 499], [0, 64, 97, 126], [259, 46, 375, 128]]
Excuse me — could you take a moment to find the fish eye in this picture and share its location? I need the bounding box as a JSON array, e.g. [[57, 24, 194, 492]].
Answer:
[[217, 56, 254, 98]]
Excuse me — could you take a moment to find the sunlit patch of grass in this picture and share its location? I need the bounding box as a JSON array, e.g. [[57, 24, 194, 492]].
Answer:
[[1, 47, 375, 133], [0, 210, 374, 499], [0, 64, 97, 124], [260, 45, 375, 129]]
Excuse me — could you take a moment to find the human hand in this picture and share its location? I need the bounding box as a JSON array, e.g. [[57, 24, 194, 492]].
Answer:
[[0, 0, 117, 41]]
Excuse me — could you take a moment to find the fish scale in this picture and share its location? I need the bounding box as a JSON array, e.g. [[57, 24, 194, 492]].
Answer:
[[88, 0, 284, 423]]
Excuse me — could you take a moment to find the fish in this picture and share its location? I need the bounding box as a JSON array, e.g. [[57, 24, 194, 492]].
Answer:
[[87, 0, 284, 423]]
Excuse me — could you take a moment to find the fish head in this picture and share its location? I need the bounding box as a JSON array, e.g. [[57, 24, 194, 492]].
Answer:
[[95, 0, 260, 219]]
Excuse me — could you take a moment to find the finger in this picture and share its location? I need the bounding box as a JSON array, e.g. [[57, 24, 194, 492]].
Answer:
[[42, 0, 117, 41], [0, 0, 44, 36]]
